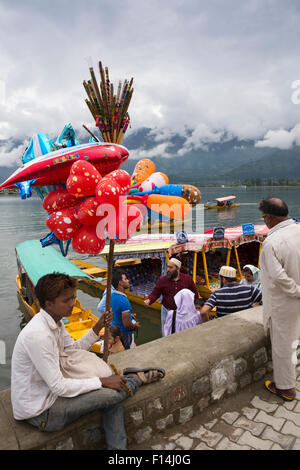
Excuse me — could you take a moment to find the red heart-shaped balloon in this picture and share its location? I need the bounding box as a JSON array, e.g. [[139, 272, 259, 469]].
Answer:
[[95, 178, 124, 209], [104, 169, 131, 194], [77, 197, 106, 226], [106, 205, 143, 243], [66, 160, 102, 197], [72, 225, 106, 255], [46, 207, 81, 241], [43, 188, 84, 213]]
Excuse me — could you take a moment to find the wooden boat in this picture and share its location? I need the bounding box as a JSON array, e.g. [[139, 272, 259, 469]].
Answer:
[[204, 195, 240, 210], [15, 239, 105, 353], [71, 238, 177, 311], [70, 224, 268, 311]]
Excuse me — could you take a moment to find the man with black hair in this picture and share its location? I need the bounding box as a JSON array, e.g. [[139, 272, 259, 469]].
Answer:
[[201, 266, 261, 320], [259, 197, 300, 401], [111, 269, 141, 349], [11, 273, 164, 450]]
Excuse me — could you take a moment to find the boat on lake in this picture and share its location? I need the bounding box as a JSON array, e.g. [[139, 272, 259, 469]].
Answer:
[[204, 195, 240, 210], [15, 239, 105, 353], [71, 223, 268, 308], [15, 224, 269, 337]]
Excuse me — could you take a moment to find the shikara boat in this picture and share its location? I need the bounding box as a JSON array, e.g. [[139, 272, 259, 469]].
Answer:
[[15, 239, 105, 353], [204, 195, 240, 210], [71, 224, 268, 309], [71, 238, 178, 311]]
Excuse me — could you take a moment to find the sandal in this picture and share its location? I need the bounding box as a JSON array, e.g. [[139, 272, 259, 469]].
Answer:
[[123, 366, 165, 384], [265, 380, 296, 401]]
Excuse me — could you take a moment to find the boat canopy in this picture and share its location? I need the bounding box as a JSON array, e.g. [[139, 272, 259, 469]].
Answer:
[[16, 240, 91, 286], [101, 240, 176, 261], [215, 195, 236, 202]]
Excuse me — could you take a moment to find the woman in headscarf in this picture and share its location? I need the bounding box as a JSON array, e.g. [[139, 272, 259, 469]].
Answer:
[[240, 264, 261, 290], [163, 288, 203, 336]]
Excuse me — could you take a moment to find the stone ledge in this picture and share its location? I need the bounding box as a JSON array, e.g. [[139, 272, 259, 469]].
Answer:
[[0, 306, 271, 450]]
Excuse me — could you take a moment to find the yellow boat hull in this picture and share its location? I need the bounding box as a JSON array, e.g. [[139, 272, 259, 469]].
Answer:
[[204, 204, 241, 210]]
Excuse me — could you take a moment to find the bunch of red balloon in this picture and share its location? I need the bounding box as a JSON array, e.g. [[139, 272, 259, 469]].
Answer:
[[43, 160, 144, 255]]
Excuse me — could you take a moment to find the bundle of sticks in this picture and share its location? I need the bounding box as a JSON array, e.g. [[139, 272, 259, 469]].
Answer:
[[83, 61, 134, 144]]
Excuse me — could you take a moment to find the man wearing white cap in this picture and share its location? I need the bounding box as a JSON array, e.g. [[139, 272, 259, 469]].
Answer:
[[144, 257, 199, 335], [200, 266, 262, 319]]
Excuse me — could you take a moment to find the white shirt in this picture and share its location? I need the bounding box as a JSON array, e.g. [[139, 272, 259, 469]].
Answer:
[[11, 309, 103, 420], [260, 219, 300, 330]]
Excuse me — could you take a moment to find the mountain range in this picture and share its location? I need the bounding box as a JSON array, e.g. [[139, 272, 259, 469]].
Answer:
[[1, 128, 300, 185]]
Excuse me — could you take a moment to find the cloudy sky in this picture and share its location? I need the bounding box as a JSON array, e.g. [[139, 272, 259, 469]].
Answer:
[[1, 0, 300, 166]]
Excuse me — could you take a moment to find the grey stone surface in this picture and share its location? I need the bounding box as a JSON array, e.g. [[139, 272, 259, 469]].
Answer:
[[3, 306, 299, 451]]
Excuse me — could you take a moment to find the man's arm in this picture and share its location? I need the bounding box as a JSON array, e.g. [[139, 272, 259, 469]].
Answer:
[[200, 292, 217, 322], [144, 278, 163, 306], [261, 244, 300, 298], [122, 311, 141, 330], [23, 333, 102, 397], [200, 304, 210, 323], [63, 310, 113, 351], [250, 286, 262, 306]]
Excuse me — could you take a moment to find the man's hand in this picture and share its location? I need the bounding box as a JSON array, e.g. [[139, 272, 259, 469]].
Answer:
[[93, 308, 113, 336], [100, 375, 127, 391], [134, 321, 141, 330], [144, 299, 150, 307], [200, 304, 211, 323]]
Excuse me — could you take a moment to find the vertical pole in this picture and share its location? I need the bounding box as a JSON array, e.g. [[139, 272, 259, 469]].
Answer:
[[226, 248, 231, 266], [202, 247, 209, 288], [234, 244, 242, 279], [193, 252, 197, 283], [103, 239, 115, 362], [257, 243, 262, 268]]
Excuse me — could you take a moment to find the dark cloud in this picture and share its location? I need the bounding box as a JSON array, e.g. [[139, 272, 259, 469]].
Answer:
[[1, 0, 300, 166]]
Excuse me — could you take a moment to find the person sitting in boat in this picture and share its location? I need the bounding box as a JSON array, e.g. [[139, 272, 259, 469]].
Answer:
[[240, 264, 261, 291], [110, 269, 141, 350], [108, 324, 125, 355], [200, 266, 262, 320], [144, 257, 199, 336], [11, 273, 165, 450], [164, 290, 205, 336]]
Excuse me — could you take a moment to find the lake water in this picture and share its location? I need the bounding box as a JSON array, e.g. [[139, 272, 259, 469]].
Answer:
[[1, 186, 300, 390]]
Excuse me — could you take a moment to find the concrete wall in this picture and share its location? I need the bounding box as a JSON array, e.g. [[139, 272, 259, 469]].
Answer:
[[0, 307, 272, 450]]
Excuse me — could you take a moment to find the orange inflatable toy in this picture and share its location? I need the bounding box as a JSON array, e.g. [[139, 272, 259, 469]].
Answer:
[[131, 159, 155, 184]]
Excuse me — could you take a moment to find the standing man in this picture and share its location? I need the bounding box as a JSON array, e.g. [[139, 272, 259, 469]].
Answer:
[[111, 270, 141, 349], [144, 258, 200, 335], [259, 197, 300, 401], [200, 266, 262, 321]]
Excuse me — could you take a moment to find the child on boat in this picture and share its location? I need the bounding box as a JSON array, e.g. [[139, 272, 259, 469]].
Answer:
[[108, 324, 125, 355]]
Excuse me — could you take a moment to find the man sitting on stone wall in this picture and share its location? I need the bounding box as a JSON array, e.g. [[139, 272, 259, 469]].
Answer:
[[11, 273, 165, 450]]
